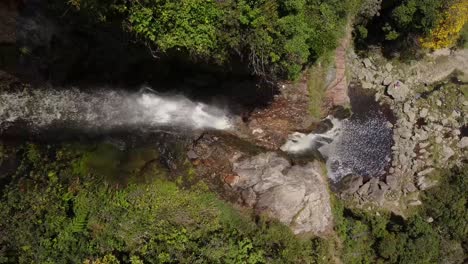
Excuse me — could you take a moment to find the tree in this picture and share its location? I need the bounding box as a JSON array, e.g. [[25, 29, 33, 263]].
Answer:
[[0, 143, 325, 263], [56, 0, 358, 80], [353, 0, 458, 54], [420, 0, 468, 49], [422, 166, 468, 242]]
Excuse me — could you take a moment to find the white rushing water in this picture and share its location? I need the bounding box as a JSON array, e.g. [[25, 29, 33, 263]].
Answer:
[[0, 87, 232, 131], [280, 116, 342, 154], [281, 114, 393, 182]]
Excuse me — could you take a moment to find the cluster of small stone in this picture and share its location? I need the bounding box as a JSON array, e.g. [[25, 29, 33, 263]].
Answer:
[[347, 51, 467, 209]]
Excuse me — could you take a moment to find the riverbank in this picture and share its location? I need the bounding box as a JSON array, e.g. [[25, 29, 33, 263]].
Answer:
[[346, 48, 467, 215]]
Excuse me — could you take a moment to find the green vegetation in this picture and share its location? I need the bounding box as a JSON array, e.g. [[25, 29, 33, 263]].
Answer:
[[2, 0, 467, 262], [0, 142, 332, 263], [51, 0, 360, 80], [0, 144, 467, 264], [422, 166, 468, 248], [307, 62, 329, 119], [332, 164, 468, 263], [354, 0, 466, 55], [458, 23, 468, 49], [335, 205, 441, 264]]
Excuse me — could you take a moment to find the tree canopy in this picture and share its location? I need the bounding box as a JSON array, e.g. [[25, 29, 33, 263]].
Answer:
[[355, 0, 467, 54], [57, 0, 359, 80], [0, 142, 329, 263]]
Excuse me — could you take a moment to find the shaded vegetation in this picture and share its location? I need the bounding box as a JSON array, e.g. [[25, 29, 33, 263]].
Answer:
[[354, 0, 467, 57], [335, 206, 441, 264], [48, 0, 360, 80], [333, 164, 468, 263], [422, 166, 468, 250], [0, 142, 331, 263]]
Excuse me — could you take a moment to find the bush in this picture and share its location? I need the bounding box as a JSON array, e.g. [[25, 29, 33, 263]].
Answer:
[[50, 0, 358, 80], [0, 143, 326, 263], [422, 165, 468, 243], [354, 0, 463, 55], [335, 206, 441, 263], [420, 0, 468, 50]]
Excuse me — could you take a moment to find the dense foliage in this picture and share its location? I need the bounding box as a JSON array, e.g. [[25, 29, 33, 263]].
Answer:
[[334, 202, 440, 263], [0, 143, 467, 264], [53, 0, 359, 80], [0, 142, 330, 264], [355, 0, 467, 54], [422, 166, 468, 249], [420, 0, 468, 50], [334, 164, 468, 264]]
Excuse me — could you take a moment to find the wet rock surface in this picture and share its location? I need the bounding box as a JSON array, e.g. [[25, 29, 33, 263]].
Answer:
[[348, 50, 467, 211], [190, 134, 333, 236], [324, 33, 351, 109], [247, 77, 315, 150]]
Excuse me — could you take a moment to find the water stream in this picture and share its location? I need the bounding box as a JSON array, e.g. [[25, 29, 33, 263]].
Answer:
[[0, 82, 394, 183], [281, 84, 394, 182], [0, 87, 232, 132]]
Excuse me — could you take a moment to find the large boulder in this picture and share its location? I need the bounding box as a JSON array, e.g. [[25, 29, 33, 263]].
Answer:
[[386, 80, 409, 102], [457, 137, 468, 149], [442, 146, 455, 162], [233, 152, 333, 236]]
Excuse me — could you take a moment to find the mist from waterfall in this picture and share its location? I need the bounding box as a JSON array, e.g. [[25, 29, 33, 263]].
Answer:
[[0, 87, 232, 132]]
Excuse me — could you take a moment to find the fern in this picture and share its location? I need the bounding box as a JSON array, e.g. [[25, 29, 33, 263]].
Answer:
[[70, 210, 88, 233]]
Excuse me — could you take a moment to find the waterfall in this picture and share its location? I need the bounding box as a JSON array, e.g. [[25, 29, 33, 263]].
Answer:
[[281, 113, 393, 182], [280, 116, 342, 155], [0, 87, 232, 132]]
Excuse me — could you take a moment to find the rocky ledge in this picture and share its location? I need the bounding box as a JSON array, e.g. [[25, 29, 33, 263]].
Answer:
[[189, 133, 333, 236], [233, 152, 333, 235], [246, 76, 315, 150], [346, 50, 467, 212]]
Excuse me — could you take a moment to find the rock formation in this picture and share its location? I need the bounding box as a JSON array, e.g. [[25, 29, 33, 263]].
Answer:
[[246, 78, 315, 150], [233, 152, 333, 235], [347, 50, 467, 211], [324, 33, 351, 108], [190, 134, 333, 236]]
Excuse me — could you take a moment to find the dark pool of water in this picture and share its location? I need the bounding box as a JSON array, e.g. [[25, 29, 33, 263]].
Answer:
[[331, 82, 395, 182]]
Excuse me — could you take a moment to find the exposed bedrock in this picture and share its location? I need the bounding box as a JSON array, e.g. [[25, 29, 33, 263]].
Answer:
[[190, 134, 333, 236], [233, 152, 333, 235]]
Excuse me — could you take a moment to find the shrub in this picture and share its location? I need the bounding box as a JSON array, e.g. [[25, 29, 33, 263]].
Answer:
[[0, 143, 326, 263], [420, 0, 468, 49], [422, 165, 468, 243], [51, 0, 357, 80], [354, 0, 459, 54]]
